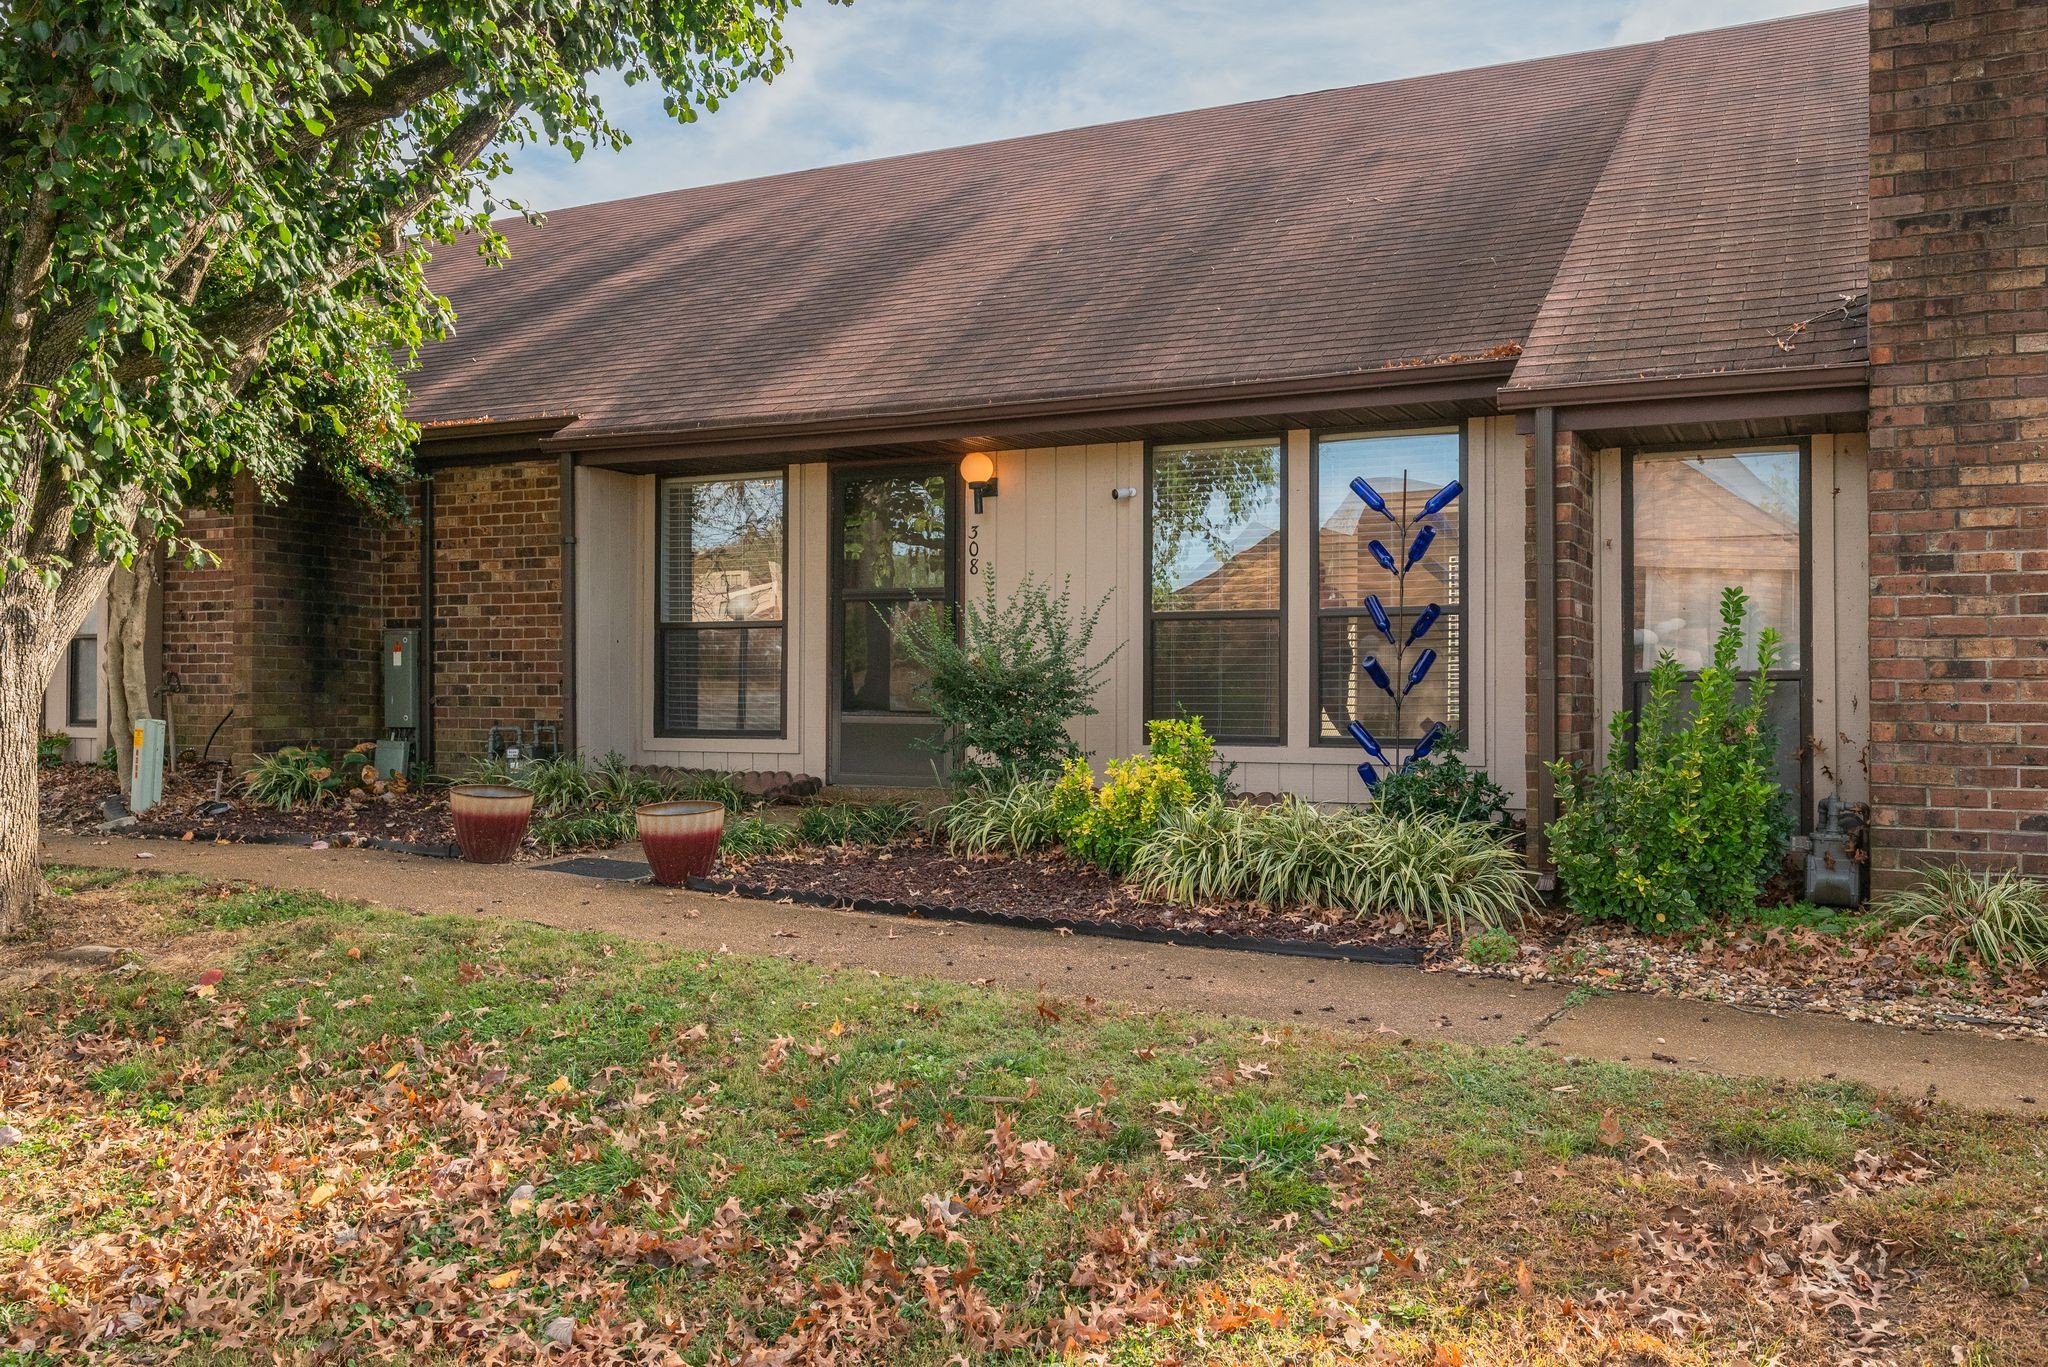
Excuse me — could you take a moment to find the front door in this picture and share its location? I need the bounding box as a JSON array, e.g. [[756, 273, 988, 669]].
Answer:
[[830, 465, 957, 784]]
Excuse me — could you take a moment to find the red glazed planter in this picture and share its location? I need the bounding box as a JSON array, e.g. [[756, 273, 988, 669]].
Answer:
[[450, 785, 534, 864], [637, 799, 726, 886]]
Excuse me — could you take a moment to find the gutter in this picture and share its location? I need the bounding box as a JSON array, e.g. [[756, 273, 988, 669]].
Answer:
[[1531, 407, 1557, 870], [529, 360, 1519, 459], [1495, 362, 1868, 412], [557, 450, 577, 758]]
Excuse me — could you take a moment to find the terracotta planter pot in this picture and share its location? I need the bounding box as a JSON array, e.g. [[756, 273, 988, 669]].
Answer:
[[450, 785, 534, 864], [637, 799, 726, 886]]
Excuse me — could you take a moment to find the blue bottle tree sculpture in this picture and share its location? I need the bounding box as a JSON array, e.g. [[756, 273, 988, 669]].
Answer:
[[1343, 470, 1463, 792]]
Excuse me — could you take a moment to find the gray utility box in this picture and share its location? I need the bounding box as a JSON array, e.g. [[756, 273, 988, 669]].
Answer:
[[382, 629, 420, 730]]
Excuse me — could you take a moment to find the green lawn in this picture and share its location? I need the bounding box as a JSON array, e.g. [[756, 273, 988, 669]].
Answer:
[[0, 868, 2041, 1364]]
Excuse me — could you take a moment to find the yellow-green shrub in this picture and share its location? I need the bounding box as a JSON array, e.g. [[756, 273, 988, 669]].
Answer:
[[1054, 754, 1193, 874]]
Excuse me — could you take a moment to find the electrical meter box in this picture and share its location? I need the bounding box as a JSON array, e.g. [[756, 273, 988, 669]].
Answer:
[[382, 629, 420, 730]]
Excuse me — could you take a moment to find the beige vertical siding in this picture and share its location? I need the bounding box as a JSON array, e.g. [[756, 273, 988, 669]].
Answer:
[[577, 416, 1542, 802], [1810, 433, 1871, 806]]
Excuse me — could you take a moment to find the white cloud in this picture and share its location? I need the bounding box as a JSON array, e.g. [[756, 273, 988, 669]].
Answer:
[[498, 0, 1854, 212]]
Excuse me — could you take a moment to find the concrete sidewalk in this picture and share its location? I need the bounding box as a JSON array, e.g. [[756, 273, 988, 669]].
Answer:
[[40, 835, 2048, 1115]]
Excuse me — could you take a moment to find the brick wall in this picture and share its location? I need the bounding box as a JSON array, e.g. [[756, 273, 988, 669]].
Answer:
[[1867, 0, 2048, 882], [390, 460, 565, 769], [1527, 429, 1601, 836], [156, 458, 566, 774]]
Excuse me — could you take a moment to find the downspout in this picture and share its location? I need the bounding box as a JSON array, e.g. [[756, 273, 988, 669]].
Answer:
[[558, 451, 577, 757], [1531, 406, 1558, 868], [418, 472, 436, 775]]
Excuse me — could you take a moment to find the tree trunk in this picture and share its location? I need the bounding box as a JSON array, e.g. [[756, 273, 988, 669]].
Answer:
[[0, 560, 119, 934], [104, 538, 157, 799]]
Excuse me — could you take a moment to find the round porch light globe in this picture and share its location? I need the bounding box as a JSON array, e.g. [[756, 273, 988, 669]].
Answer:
[[960, 452, 995, 485]]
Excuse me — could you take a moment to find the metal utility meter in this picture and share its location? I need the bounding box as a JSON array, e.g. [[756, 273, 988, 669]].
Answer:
[[382, 630, 419, 729]]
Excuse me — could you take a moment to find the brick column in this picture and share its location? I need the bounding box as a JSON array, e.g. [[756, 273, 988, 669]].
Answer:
[[1528, 428, 1600, 821], [1867, 0, 2048, 883]]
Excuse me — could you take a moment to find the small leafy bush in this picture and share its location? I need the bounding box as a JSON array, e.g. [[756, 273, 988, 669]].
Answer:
[[1372, 730, 1511, 828], [938, 780, 1065, 856], [1547, 587, 1790, 933], [1043, 717, 1231, 874], [37, 731, 71, 766], [243, 746, 344, 810], [795, 801, 922, 847], [1055, 754, 1194, 875], [719, 815, 796, 860], [1129, 798, 1533, 936], [896, 573, 1121, 791], [1879, 865, 2048, 970], [1463, 928, 1520, 966]]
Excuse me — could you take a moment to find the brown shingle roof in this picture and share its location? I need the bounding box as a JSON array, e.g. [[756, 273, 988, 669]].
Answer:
[[407, 7, 1869, 443], [1501, 7, 1869, 396]]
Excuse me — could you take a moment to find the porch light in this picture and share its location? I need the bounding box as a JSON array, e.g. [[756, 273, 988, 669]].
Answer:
[[960, 451, 998, 513]]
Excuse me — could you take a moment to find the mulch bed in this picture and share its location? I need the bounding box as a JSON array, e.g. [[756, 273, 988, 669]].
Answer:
[[38, 762, 458, 850], [719, 839, 1443, 958]]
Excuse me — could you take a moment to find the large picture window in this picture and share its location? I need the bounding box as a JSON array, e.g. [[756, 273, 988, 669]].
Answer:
[[1313, 429, 1462, 745], [1624, 445, 1807, 803], [1146, 440, 1285, 744], [656, 472, 786, 737]]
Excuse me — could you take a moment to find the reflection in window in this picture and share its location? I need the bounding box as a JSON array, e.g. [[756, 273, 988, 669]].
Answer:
[[1314, 430, 1462, 744], [657, 474, 785, 736], [1629, 447, 1805, 800], [1147, 441, 1284, 742]]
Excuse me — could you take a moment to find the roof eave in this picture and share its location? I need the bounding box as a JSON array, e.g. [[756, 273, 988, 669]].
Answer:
[[531, 359, 1520, 459]]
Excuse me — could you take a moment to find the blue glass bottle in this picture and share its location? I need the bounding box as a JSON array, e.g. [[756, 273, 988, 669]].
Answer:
[[1421, 479, 1464, 517], [1403, 648, 1437, 695], [1356, 761, 1380, 788], [1405, 524, 1436, 570], [1346, 720, 1387, 762], [1412, 720, 1446, 760], [1361, 654, 1395, 697], [1368, 539, 1397, 574], [1349, 477, 1397, 523], [1365, 594, 1394, 644], [1406, 602, 1441, 644]]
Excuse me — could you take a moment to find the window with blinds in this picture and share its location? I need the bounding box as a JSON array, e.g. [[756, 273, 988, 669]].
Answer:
[[656, 473, 786, 737], [1313, 429, 1463, 746], [1146, 440, 1285, 743]]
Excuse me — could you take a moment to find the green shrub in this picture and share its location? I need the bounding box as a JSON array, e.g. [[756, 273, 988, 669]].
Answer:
[[1372, 730, 1511, 828], [1546, 587, 1790, 933], [242, 746, 345, 810], [795, 801, 921, 847], [895, 572, 1121, 791], [1144, 714, 1233, 802], [1129, 798, 1532, 936], [1055, 754, 1194, 875], [1463, 928, 1520, 966], [937, 780, 1065, 856], [1878, 865, 2048, 970], [719, 815, 796, 861], [37, 731, 71, 767]]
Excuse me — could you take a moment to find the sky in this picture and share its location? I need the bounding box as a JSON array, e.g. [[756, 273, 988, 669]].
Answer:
[[498, 0, 1851, 214]]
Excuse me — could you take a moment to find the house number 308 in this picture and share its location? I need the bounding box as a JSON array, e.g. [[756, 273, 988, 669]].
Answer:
[[967, 523, 981, 577]]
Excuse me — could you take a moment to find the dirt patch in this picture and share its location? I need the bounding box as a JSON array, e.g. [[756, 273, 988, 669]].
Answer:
[[40, 762, 455, 848], [724, 840, 1443, 954], [0, 874, 240, 989]]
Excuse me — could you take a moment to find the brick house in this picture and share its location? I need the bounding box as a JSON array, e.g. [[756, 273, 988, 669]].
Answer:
[[157, 3, 2046, 886]]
